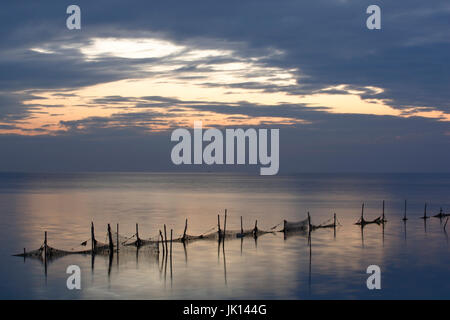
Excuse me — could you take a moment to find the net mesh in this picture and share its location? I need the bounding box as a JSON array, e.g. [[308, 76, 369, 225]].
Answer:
[[14, 215, 338, 260], [283, 218, 308, 232]]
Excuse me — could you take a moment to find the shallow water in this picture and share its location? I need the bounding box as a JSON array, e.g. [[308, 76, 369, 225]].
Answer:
[[0, 172, 449, 299]]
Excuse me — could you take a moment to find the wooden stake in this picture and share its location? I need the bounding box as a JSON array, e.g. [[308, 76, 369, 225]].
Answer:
[[107, 224, 114, 253], [164, 224, 168, 253], [136, 223, 139, 240], [403, 200, 408, 221], [182, 219, 188, 242], [217, 214, 221, 237], [334, 213, 337, 227], [44, 231, 47, 258], [159, 230, 165, 255], [91, 222, 95, 253], [116, 223, 119, 250], [240, 216, 243, 234], [223, 209, 227, 238], [170, 229, 173, 255], [307, 212, 311, 230]]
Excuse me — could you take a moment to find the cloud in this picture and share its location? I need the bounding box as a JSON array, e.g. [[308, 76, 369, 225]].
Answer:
[[0, 0, 449, 171]]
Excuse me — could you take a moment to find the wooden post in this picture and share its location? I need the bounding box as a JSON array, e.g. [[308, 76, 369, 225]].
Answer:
[[361, 203, 364, 220], [240, 216, 243, 234], [44, 231, 47, 258], [424, 203, 427, 219], [182, 219, 188, 242], [170, 229, 173, 255], [223, 209, 227, 238], [382, 200, 385, 221], [24, 248, 26, 256], [136, 223, 139, 241], [283, 219, 287, 232], [91, 222, 95, 253], [159, 230, 165, 255], [116, 223, 119, 250], [217, 214, 221, 238], [107, 224, 114, 253], [334, 213, 337, 227], [254, 219, 258, 234], [164, 224, 168, 253], [307, 212, 311, 230], [403, 200, 408, 221]]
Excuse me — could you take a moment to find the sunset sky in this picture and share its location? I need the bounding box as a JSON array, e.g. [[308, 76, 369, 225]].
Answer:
[[0, 1, 449, 172]]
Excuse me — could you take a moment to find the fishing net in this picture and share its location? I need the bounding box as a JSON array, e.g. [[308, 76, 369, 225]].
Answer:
[[112, 231, 158, 248], [283, 218, 309, 232], [14, 226, 159, 262], [355, 216, 381, 225]]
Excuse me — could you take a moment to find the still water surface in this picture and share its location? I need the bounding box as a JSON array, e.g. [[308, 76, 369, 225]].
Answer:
[[0, 172, 449, 299]]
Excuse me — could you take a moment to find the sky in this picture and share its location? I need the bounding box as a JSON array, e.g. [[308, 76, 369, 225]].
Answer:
[[0, 1, 449, 173]]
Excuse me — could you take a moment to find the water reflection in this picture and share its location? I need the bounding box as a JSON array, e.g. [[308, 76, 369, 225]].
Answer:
[[2, 173, 450, 299]]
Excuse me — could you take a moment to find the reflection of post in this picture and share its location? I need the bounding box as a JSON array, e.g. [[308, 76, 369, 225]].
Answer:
[[91, 251, 95, 273], [107, 225, 114, 278], [403, 219, 407, 242], [222, 235, 227, 286], [308, 230, 312, 292], [170, 229, 173, 287], [361, 225, 365, 248], [116, 224, 119, 267], [217, 235, 221, 261], [444, 218, 449, 245], [44, 231, 48, 278], [183, 241, 187, 264], [164, 243, 168, 285], [108, 248, 113, 277]]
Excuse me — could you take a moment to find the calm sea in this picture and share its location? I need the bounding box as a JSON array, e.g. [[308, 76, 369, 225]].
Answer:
[[0, 172, 449, 299]]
